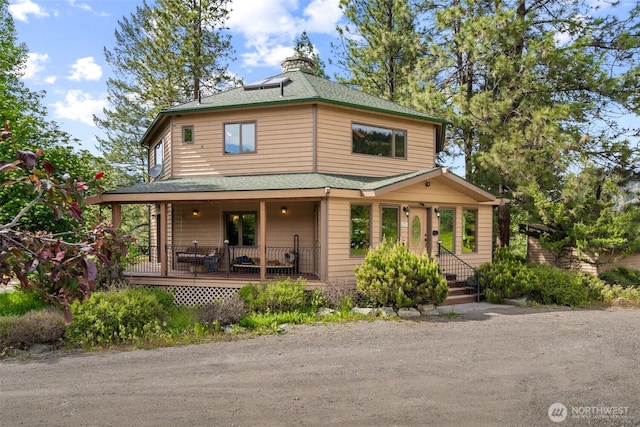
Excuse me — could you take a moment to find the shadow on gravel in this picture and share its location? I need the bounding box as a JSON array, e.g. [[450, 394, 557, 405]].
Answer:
[[422, 304, 611, 322]]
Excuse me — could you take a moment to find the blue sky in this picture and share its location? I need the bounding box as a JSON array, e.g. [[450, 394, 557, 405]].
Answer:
[[10, 0, 344, 155]]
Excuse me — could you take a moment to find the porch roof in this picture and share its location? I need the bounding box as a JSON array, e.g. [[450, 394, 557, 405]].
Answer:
[[90, 168, 499, 205]]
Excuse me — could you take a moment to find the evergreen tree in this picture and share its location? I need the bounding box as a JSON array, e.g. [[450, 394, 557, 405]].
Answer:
[[95, 0, 236, 182], [293, 31, 326, 77], [333, 0, 424, 103], [338, 0, 640, 256]]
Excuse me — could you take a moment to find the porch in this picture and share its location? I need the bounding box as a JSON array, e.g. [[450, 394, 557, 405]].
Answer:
[[126, 243, 320, 281]]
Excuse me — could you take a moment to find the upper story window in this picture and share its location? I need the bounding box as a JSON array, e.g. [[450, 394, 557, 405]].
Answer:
[[352, 123, 406, 158], [225, 122, 256, 154], [182, 126, 194, 144], [154, 139, 164, 165]]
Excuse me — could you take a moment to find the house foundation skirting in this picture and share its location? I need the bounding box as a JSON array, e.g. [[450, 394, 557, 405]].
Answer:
[[131, 277, 326, 307]]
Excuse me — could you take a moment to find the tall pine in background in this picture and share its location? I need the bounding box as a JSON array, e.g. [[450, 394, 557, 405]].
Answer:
[[333, 0, 424, 104], [339, 0, 640, 261], [95, 0, 236, 182]]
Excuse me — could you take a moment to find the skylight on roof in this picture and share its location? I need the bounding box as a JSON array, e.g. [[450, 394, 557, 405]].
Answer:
[[243, 76, 291, 90]]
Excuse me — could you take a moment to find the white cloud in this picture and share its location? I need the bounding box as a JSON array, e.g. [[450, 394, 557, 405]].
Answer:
[[22, 52, 49, 80], [67, 57, 102, 81], [44, 75, 57, 84], [67, 0, 91, 12], [302, 0, 343, 33], [228, 0, 342, 68], [52, 90, 106, 126], [8, 0, 48, 23]]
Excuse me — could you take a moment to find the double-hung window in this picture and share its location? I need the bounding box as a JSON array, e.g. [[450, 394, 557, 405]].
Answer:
[[224, 122, 256, 153]]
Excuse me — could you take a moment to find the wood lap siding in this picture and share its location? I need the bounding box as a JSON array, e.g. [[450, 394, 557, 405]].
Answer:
[[169, 202, 316, 249], [316, 105, 437, 176], [326, 199, 361, 281], [170, 106, 314, 177]]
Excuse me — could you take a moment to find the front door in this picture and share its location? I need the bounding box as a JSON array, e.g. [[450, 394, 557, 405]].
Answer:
[[408, 207, 428, 254], [409, 207, 433, 255]]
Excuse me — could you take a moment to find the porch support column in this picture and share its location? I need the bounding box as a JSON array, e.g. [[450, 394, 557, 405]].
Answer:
[[160, 203, 168, 277], [259, 201, 267, 280], [111, 203, 122, 229], [320, 196, 329, 281]]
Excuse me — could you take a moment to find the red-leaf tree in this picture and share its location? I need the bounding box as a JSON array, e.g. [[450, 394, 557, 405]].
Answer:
[[0, 123, 132, 323]]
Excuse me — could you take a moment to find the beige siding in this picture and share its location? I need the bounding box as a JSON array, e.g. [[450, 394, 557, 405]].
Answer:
[[169, 201, 316, 249], [316, 104, 437, 176], [600, 253, 640, 272], [169, 106, 314, 177], [326, 198, 363, 282], [325, 195, 494, 282]]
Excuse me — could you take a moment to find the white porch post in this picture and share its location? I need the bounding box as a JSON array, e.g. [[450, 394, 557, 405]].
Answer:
[[160, 203, 168, 277], [259, 201, 267, 280]]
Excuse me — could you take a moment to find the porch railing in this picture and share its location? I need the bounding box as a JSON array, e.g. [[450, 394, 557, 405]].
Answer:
[[437, 244, 482, 302], [125, 244, 319, 278]]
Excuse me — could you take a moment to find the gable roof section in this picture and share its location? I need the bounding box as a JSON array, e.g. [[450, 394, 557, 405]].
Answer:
[[143, 71, 447, 146], [91, 168, 498, 205]]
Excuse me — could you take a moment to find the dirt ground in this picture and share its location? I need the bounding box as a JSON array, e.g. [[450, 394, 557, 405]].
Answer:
[[1, 305, 639, 427]]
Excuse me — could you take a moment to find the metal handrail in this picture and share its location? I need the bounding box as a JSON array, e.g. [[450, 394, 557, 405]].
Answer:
[[437, 243, 482, 302]]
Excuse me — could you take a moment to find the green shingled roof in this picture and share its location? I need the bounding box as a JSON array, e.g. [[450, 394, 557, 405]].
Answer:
[[105, 169, 442, 195], [161, 70, 444, 123]]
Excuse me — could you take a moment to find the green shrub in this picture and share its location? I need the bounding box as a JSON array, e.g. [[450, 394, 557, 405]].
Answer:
[[600, 284, 640, 305], [599, 267, 640, 288], [0, 290, 49, 316], [196, 295, 247, 326], [528, 264, 603, 306], [354, 240, 448, 308], [238, 278, 308, 313], [477, 254, 538, 303], [66, 288, 172, 347]]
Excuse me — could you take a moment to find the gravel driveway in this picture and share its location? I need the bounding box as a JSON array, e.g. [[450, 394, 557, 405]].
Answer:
[[1, 305, 638, 426]]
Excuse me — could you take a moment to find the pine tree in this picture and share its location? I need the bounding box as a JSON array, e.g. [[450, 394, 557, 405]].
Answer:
[[333, 0, 424, 103], [95, 0, 236, 182], [293, 31, 327, 77]]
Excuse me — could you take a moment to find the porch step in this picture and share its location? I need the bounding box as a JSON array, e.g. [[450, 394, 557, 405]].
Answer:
[[440, 292, 478, 306]]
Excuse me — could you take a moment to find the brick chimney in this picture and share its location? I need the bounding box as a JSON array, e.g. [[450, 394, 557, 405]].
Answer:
[[281, 56, 316, 74]]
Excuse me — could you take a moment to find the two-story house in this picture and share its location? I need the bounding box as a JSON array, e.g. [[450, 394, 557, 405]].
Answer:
[[90, 56, 500, 305]]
